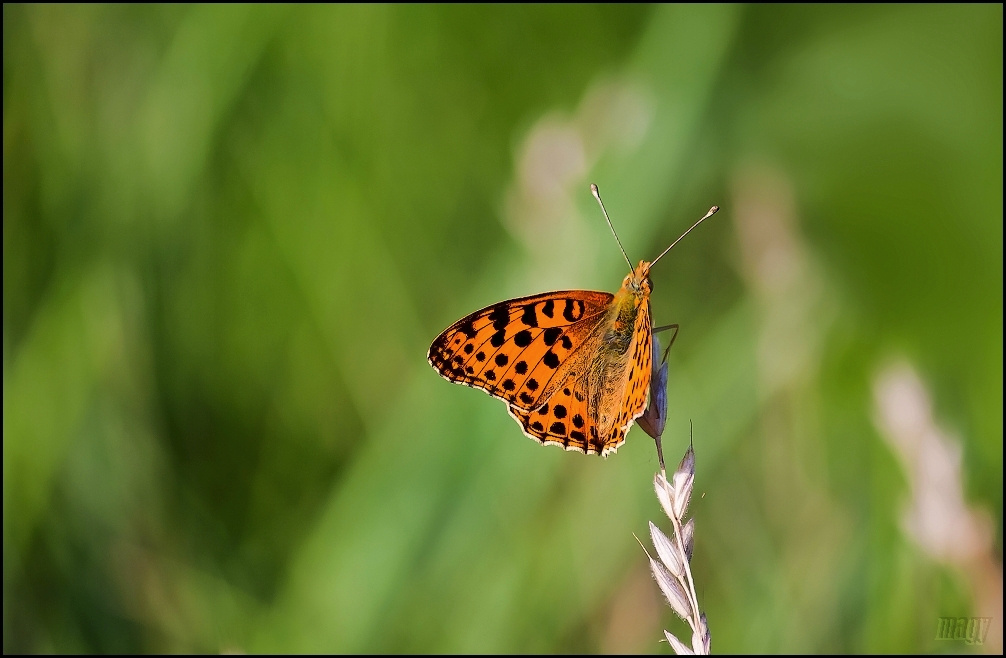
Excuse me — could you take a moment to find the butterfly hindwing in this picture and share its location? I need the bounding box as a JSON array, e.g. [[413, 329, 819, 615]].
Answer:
[[508, 375, 606, 454], [428, 291, 613, 411]]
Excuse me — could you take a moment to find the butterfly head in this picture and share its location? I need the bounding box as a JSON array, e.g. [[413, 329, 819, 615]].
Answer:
[[623, 260, 653, 298]]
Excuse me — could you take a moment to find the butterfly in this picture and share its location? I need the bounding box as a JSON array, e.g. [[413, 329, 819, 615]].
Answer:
[[428, 184, 718, 457]]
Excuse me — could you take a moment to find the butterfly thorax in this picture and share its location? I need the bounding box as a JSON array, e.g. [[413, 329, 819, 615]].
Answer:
[[606, 260, 652, 347]]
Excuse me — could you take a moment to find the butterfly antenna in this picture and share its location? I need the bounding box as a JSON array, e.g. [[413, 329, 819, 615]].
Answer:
[[645, 205, 720, 275], [591, 183, 633, 273]]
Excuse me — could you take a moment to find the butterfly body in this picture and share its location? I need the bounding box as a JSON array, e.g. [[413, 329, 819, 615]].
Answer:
[[428, 260, 654, 457]]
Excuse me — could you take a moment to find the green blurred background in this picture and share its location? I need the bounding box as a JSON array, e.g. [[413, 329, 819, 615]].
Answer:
[[4, 4, 1002, 653]]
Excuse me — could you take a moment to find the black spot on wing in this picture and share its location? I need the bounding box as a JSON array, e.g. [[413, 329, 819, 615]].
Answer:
[[514, 330, 532, 347], [542, 299, 554, 318], [563, 299, 585, 322], [521, 304, 538, 327], [543, 351, 559, 368], [543, 327, 561, 346], [489, 304, 509, 331]]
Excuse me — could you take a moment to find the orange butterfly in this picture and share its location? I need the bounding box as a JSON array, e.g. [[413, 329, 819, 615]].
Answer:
[[428, 184, 717, 457]]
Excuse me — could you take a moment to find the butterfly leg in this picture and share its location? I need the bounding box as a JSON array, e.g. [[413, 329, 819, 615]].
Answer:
[[652, 323, 679, 364]]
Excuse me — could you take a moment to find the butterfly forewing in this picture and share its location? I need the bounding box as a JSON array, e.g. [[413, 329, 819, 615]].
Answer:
[[428, 291, 613, 411]]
